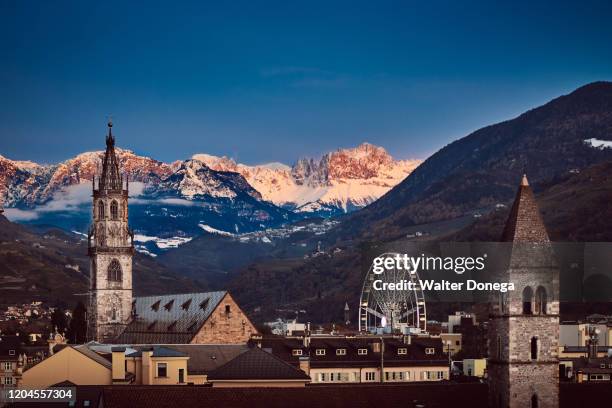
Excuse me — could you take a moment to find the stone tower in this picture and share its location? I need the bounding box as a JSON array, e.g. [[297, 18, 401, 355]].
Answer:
[[488, 175, 559, 408], [87, 121, 134, 343]]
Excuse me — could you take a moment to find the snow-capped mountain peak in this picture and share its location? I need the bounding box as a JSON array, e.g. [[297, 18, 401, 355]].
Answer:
[[194, 142, 421, 214], [1, 142, 420, 217]]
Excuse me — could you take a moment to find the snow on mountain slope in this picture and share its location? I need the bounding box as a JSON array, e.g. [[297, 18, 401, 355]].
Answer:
[[0, 149, 171, 207], [193, 143, 421, 213], [584, 138, 612, 149], [1, 143, 419, 219], [150, 158, 261, 200]]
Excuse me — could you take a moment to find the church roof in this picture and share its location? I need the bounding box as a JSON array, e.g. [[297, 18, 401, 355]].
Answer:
[[114, 291, 227, 344], [99, 121, 123, 191], [501, 174, 550, 243]]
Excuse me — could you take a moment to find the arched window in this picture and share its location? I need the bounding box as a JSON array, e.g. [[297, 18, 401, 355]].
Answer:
[[98, 200, 105, 220], [531, 393, 538, 408], [107, 259, 122, 282], [111, 308, 117, 321], [530, 337, 538, 360], [523, 286, 533, 315], [535, 286, 547, 315], [110, 200, 119, 220]]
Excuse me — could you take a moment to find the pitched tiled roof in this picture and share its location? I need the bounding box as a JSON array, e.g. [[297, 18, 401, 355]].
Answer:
[[207, 346, 310, 381], [256, 336, 447, 369], [168, 344, 249, 375], [501, 174, 550, 243], [88, 343, 249, 375], [115, 291, 227, 344], [73, 344, 113, 369], [99, 383, 489, 408]]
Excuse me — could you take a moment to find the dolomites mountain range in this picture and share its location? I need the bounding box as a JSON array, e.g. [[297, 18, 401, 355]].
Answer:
[[0, 142, 420, 216]]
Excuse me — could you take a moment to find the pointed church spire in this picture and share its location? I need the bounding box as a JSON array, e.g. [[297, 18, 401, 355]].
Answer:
[[501, 174, 549, 242], [99, 120, 123, 191]]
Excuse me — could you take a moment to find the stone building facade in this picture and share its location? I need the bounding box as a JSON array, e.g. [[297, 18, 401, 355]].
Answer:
[[114, 291, 258, 344], [87, 121, 134, 343], [488, 175, 559, 408], [190, 293, 258, 344]]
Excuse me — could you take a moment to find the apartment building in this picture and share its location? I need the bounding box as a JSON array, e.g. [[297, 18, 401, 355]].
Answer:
[[254, 335, 449, 384]]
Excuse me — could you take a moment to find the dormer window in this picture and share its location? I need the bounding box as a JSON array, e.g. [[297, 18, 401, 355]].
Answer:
[[199, 298, 209, 310], [358, 348, 368, 355], [292, 349, 303, 356], [425, 348, 435, 355], [397, 348, 407, 355], [315, 349, 326, 356], [336, 348, 347, 356], [164, 299, 174, 312], [151, 300, 161, 311], [181, 299, 192, 311]]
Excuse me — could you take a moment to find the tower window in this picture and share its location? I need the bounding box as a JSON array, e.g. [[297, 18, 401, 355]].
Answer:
[[531, 394, 538, 408], [110, 200, 119, 220], [522, 286, 533, 315], [98, 200, 105, 219], [107, 259, 122, 282], [535, 286, 547, 315], [530, 337, 538, 360]]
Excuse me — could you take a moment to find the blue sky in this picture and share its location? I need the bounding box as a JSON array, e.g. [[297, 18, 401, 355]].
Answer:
[[1, 0, 611, 165]]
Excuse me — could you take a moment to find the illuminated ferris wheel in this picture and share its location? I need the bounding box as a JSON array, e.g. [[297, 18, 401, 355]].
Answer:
[[358, 252, 427, 333]]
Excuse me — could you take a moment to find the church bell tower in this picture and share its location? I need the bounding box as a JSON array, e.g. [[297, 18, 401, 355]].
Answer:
[[488, 175, 559, 408], [87, 121, 134, 342]]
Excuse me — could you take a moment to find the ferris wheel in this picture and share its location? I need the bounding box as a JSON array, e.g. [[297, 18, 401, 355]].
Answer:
[[359, 252, 427, 333]]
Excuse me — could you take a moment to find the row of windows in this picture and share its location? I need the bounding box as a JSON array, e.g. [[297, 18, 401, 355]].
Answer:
[[294, 347, 421, 357], [589, 374, 611, 381], [97, 200, 125, 220], [318, 372, 353, 382], [315, 370, 445, 383], [1, 376, 14, 385], [3, 362, 13, 370], [422, 371, 445, 380]]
